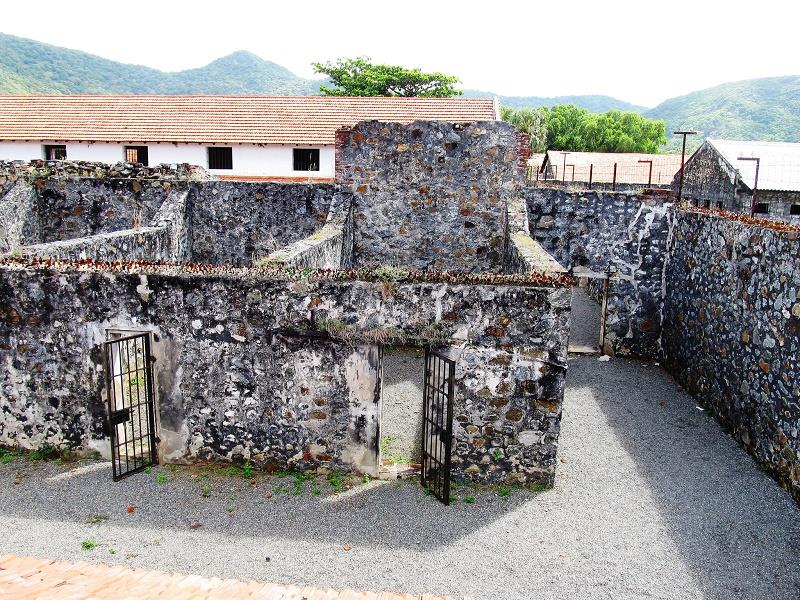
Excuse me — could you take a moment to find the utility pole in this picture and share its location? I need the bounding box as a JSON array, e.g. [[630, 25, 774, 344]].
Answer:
[[737, 156, 761, 217], [638, 159, 653, 187], [674, 130, 698, 201]]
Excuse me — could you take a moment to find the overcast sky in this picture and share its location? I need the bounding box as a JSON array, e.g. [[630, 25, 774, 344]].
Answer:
[[2, 0, 797, 107]]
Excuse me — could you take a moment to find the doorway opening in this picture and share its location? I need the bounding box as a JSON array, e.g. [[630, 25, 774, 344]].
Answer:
[[378, 346, 425, 480], [569, 269, 609, 355], [103, 330, 157, 481]]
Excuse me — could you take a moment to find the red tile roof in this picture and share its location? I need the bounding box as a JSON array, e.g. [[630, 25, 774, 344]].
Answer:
[[0, 95, 498, 145]]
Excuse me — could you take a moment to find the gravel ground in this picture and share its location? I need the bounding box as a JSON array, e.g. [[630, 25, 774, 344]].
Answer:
[[1, 357, 798, 600], [570, 286, 602, 350]]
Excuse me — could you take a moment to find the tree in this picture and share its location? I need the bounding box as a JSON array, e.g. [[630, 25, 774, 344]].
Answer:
[[501, 106, 548, 153], [544, 105, 667, 153], [312, 57, 461, 97]]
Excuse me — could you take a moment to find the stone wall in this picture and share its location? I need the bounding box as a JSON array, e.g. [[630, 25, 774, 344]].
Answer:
[[662, 210, 800, 503], [0, 260, 570, 486], [187, 182, 335, 266], [526, 186, 673, 357], [337, 120, 519, 272]]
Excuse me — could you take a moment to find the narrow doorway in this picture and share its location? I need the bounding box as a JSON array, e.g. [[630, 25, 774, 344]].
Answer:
[[569, 273, 608, 354], [103, 331, 157, 481], [379, 346, 425, 479]]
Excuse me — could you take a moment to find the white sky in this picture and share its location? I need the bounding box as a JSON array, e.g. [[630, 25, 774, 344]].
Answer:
[[2, 0, 798, 107]]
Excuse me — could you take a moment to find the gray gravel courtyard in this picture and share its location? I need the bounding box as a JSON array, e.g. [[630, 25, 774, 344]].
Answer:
[[1, 356, 798, 599]]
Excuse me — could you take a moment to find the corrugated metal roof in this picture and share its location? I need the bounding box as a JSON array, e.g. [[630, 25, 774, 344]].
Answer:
[[542, 151, 682, 185], [0, 95, 498, 145], [708, 139, 800, 192]]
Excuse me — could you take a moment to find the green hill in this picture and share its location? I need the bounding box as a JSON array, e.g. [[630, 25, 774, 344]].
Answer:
[[647, 76, 800, 142], [462, 90, 646, 113], [0, 33, 321, 95], [2, 32, 799, 144]]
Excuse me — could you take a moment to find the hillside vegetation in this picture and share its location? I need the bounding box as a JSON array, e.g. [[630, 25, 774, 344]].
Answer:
[[1, 32, 798, 143], [647, 76, 800, 142], [0, 33, 320, 95]]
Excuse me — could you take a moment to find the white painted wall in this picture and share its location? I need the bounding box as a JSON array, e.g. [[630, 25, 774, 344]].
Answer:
[[0, 141, 335, 178]]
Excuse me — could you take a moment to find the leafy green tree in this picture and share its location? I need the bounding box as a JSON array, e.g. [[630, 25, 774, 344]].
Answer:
[[501, 106, 548, 153], [544, 105, 666, 152], [312, 57, 461, 97]]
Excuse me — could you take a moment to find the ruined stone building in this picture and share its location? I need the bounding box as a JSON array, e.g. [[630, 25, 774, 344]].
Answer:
[[0, 118, 798, 508], [676, 138, 800, 223]]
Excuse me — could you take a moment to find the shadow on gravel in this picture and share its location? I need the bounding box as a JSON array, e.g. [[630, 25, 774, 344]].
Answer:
[[0, 459, 542, 551], [567, 357, 800, 599]]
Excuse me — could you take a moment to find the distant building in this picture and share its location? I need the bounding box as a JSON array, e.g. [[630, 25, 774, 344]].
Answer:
[[677, 139, 800, 223], [0, 95, 499, 181], [537, 150, 682, 190]]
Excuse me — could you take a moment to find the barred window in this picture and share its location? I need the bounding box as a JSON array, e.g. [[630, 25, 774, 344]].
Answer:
[[124, 146, 149, 166], [208, 147, 233, 170], [43, 145, 67, 160], [293, 148, 320, 172], [753, 202, 769, 214]]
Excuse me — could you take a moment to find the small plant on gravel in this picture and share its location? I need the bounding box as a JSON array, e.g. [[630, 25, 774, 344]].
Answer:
[[81, 539, 97, 551], [200, 484, 211, 498], [144, 466, 152, 474], [497, 485, 512, 498], [424, 486, 434, 497], [327, 473, 345, 493], [87, 514, 110, 524], [491, 449, 502, 461], [361, 473, 371, 485], [156, 471, 168, 485], [464, 495, 476, 504], [242, 463, 254, 479], [28, 443, 57, 461], [0, 447, 21, 463]]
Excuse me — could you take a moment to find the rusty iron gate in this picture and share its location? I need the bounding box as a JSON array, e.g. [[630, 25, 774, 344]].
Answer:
[[103, 332, 156, 481], [421, 347, 455, 505]]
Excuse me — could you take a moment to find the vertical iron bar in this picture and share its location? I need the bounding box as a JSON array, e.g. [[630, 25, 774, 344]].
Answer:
[[612, 163, 617, 192], [134, 336, 145, 466], [144, 333, 156, 466], [588, 164, 593, 190], [421, 347, 430, 488], [121, 338, 132, 473], [444, 357, 454, 506]]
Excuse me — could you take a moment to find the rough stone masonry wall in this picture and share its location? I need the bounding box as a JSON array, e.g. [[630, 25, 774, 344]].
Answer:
[[662, 210, 800, 503], [527, 186, 673, 357], [337, 120, 519, 272], [0, 262, 569, 485], [187, 182, 335, 266]]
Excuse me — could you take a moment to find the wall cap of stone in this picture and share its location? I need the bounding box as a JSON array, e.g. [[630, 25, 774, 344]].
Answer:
[[0, 160, 211, 183], [681, 206, 800, 234], [0, 257, 575, 288]]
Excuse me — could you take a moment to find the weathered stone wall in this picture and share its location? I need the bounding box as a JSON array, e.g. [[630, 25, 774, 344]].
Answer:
[[0, 181, 41, 252], [187, 182, 335, 266], [677, 142, 738, 206], [526, 186, 673, 357], [337, 120, 519, 272], [264, 192, 354, 270], [662, 210, 800, 503], [0, 261, 569, 485]]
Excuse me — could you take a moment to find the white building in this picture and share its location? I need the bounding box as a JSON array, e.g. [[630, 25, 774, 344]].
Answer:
[[0, 96, 498, 180]]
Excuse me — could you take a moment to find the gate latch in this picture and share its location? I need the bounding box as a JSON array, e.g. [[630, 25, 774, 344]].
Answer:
[[110, 408, 131, 426]]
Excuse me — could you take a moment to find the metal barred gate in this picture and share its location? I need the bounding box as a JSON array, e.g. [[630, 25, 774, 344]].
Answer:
[[103, 332, 157, 481], [421, 347, 455, 505]]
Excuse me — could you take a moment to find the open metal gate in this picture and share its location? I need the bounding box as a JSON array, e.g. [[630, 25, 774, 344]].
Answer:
[[103, 332, 156, 481], [421, 347, 455, 505]]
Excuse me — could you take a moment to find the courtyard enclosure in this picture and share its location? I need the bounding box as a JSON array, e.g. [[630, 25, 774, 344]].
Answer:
[[0, 120, 573, 490], [1, 119, 799, 506]]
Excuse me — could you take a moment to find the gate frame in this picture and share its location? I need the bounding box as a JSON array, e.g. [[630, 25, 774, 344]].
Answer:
[[421, 346, 456, 505], [102, 330, 157, 481]]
